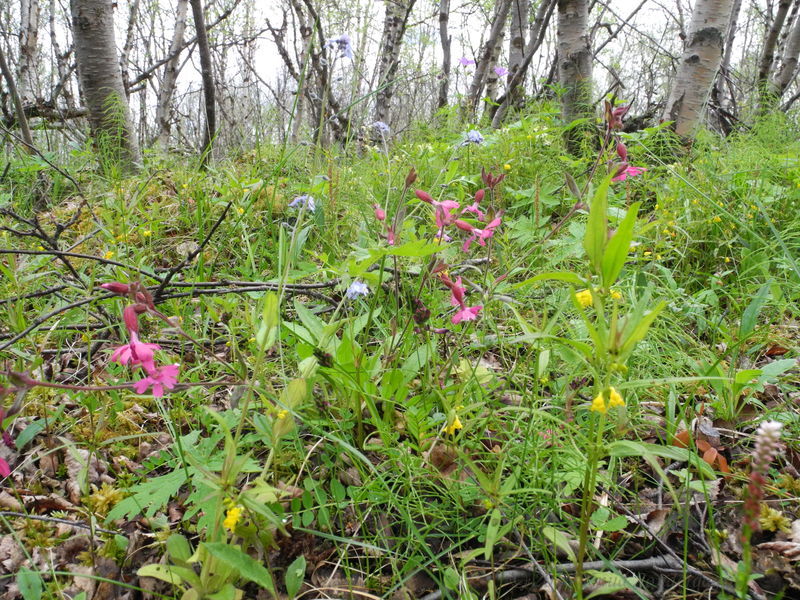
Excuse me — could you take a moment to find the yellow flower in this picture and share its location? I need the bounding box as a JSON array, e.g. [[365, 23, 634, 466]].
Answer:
[[223, 505, 243, 531], [712, 216, 722, 223], [143, 229, 152, 237], [610, 289, 622, 301], [237, 207, 244, 215], [503, 163, 511, 170], [442, 415, 463, 436], [724, 257, 731, 263], [277, 409, 289, 420], [590, 387, 624, 414], [104, 251, 114, 260], [575, 289, 593, 308]]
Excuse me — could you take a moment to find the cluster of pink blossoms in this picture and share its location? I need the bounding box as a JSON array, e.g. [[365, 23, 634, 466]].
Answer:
[[604, 101, 646, 183], [414, 185, 504, 253], [101, 282, 179, 397], [440, 273, 482, 324]]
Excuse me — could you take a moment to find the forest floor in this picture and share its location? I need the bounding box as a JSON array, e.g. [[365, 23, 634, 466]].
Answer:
[[0, 108, 799, 600]]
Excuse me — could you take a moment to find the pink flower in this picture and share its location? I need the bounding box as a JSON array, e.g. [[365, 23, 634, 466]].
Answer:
[[0, 458, 9, 478], [133, 364, 180, 397], [459, 57, 476, 67], [449, 277, 467, 306], [611, 165, 646, 182], [386, 227, 396, 246], [415, 189, 435, 204], [101, 282, 130, 295], [111, 332, 160, 370], [452, 305, 482, 324], [433, 200, 460, 228], [461, 202, 486, 221], [616, 141, 628, 162], [461, 215, 503, 251], [493, 66, 509, 77], [373, 204, 386, 221]]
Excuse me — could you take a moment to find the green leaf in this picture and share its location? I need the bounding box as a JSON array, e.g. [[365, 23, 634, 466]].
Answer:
[[386, 239, 442, 258], [17, 568, 42, 600], [167, 534, 193, 563], [207, 584, 238, 600], [584, 176, 611, 273], [512, 271, 586, 289], [619, 300, 666, 357], [541, 526, 576, 561], [204, 542, 276, 597], [601, 202, 640, 287], [608, 440, 714, 479], [106, 469, 187, 522], [740, 281, 771, 338], [285, 555, 307, 598], [137, 564, 187, 586], [483, 508, 503, 560]]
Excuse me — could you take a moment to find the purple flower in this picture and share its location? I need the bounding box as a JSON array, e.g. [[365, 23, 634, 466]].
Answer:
[[345, 280, 370, 299], [372, 121, 390, 135], [493, 66, 509, 77], [289, 195, 316, 212], [326, 34, 354, 59], [458, 57, 476, 67], [463, 130, 484, 145]]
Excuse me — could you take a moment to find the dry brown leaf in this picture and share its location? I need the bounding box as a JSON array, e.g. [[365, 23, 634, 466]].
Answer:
[[756, 541, 800, 560]]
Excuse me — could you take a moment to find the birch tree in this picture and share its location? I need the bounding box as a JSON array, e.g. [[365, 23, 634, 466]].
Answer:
[[70, 0, 142, 172], [436, 0, 452, 110], [507, 0, 529, 109], [154, 0, 190, 147], [375, 0, 416, 125], [190, 0, 216, 164], [18, 0, 40, 105], [661, 0, 735, 137], [556, 0, 592, 151], [757, 0, 792, 109], [464, 0, 512, 118], [767, 6, 800, 104]]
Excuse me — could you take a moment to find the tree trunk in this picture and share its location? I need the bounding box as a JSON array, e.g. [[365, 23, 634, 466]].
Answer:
[[769, 7, 800, 102], [436, 0, 451, 110], [464, 0, 512, 118], [557, 0, 592, 152], [507, 0, 529, 109], [70, 0, 141, 172], [291, 1, 313, 143], [0, 44, 35, 152], [18, 0, 40, 105], [757, 0, 792, 107], [119, 0, 141, 95], [483, 7, 506, 110], [189, 0, 215, 164], [492, 0, 556, 127], [154, 0, 190, 148], [661, 0, 734, 137], [375, 0, 416, 125]]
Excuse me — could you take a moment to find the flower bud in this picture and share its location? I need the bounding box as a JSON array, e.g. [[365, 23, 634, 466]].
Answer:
[[101, 282, 130, 295], [616, 141, 628, 162], [415, 189, 434, 204], [474, 189, 485, 203], [123, 305, 140, 333], [373, 204, 386, 221], [405, 167, 417, 187]]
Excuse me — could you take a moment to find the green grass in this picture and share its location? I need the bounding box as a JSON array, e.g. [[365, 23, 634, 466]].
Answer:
[[1, 104, 799, 599]]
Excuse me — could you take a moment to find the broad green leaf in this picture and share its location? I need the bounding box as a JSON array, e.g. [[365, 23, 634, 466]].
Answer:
[[17, 568, 42, 600], [167, 534, 193, 564], [207, 584, 238, 600], [608, 440, 714, 479], [107, 469, 187, 521], [285, 555, 307, 598], [541, 526, 576, 561], [740, 281, 771, 338], [483, 508, 503, 560], [513, 271, 586, 289], [204, 542, 276, 597], [386, 239, 442, 258], [619, 301, 666, 357], [584, 176, 611, 273], [601, 202, 640, 287], [293, 300, 326, 342], [137, 564, 186, 586]]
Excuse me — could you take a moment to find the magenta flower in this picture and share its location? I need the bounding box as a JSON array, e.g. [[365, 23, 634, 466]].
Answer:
[[133, 364, 180, 397], [612, 165, 646, 182], [452, 305, 482, 324], [449, 277, 467, 306], [433, 199, 460, 228], [0, 458, 9, 478], [616, 141, 628, 162], [111, 332, 160, 370], [461, 202, 486, 221], [459, 215, 503, 251], [459, 57, 476, 67], [493, 66, 509, 77], [373, 204, 386, 221]]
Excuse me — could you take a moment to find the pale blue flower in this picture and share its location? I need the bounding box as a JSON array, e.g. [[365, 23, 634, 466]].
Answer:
[[289, 195, 316, 212], [345, 280, 369, 299], [326, 34, 354, 60], [464, 130, 484, 145], [373, 121, 390, 135]]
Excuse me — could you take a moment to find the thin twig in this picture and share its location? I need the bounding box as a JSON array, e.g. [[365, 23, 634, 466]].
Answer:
[[0, 511, 122, 536]]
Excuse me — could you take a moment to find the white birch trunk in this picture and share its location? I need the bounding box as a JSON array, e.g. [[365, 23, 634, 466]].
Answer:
[[661, 0, 735, 137], [70, 0, 142, 172], [375, 0, 416, 125], [557, 0, 592, 149], [19, 0, 40, 105], [154, 0, 189, 148]]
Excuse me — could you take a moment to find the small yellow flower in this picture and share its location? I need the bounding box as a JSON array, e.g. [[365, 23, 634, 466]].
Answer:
[[712, 216, 722, 223], [442, 415, 463, 436], [143, 229, 152, 237], [656, 254, 662, 260], [104, 251, 114, 260], [692, 199, 699, 205], [643, 251, 652, 256], [610, 289, 622, 301], [237, 207, 244, 215], [223, 505, 243, 531], [277, 409, 289, 420], [590, 387, 624, 414], [575, 289, 593, 308], [37, 245, 44, 251], [724, 257, 731, 263], [182, 183, 188, 189], [503, 163, 511, 170]]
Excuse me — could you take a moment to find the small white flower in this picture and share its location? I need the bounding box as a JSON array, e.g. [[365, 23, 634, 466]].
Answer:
[[345, 280, 369, 299]]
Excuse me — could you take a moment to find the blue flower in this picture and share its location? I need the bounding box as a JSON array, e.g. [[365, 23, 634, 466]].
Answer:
[[372, 121, 390, 135], [463, 130, 484, 145], [326, 34, 354, 60], [345, 280, 369, 299], [289, 195, 316, 212]]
